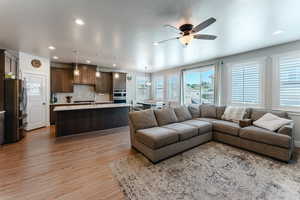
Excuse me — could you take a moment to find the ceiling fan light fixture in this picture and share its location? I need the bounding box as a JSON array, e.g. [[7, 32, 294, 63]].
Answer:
[[179, 35, 194, 46]]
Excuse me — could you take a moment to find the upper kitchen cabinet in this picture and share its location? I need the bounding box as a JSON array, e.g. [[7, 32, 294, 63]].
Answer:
[[112, 72, 126, 90], [73, 65, 96, 85], [95, 72, 112, 93], [51, 67, 74, 93]]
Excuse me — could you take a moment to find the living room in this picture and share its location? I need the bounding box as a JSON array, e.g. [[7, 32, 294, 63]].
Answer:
[[1, 0, 300, 200]]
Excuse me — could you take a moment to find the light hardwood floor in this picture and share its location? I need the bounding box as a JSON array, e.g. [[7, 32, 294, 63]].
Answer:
[[0, 126, 135, 200]]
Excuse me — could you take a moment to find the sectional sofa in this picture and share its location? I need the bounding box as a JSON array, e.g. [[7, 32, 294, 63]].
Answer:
[[128, 105, 294, 163]]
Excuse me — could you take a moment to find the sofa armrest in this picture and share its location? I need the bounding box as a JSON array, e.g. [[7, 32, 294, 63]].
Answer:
[[128, 116, 137, 147], [277, 122, 294, 137], [239, 119, 252, 128]]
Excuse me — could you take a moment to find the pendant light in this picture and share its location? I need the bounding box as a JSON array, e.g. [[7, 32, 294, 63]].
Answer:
[[73, 50, 80, 76], [95, 66, 101, 78], [145, 66, 151, 87]]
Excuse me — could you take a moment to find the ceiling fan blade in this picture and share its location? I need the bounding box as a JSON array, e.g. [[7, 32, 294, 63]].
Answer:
[[155, 37, 180, 44], [192, 17, 216, 33], [163, 25, 181, 34], [193, 34, 217, 40]]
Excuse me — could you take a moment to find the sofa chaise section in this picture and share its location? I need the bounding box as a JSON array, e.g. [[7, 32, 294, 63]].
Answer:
[[129, 107, 212, 163]]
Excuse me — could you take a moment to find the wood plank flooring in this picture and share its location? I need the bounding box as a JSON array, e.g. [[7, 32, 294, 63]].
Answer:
[[0, 126, 135, 200]]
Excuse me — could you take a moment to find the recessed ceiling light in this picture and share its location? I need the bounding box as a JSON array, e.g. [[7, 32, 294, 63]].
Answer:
[[113, 63, 117, 67], [48, 46, 56, 50], [273, 30, 284, 35], [153, 42, 159, 46], [86, 60, 91, 64], [53, 56, 59, 60], [75, 18, 85, 25]]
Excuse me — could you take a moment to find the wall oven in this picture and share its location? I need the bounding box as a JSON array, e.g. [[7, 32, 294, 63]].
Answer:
[[113, 89, 126, 104]]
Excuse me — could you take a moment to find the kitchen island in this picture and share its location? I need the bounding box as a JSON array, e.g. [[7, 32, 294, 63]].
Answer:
[[54, 104, 130, 137]]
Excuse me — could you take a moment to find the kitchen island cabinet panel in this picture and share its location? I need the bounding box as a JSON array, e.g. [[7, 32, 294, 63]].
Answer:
[[55, 104, 129, 137]]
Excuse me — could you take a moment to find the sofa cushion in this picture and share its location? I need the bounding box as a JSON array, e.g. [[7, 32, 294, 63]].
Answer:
[[200, 104, 217, 118], [182, 120, 212, 134], [174, 106, 192, 122], [196, 117, 217, 123], [251, 109, 288, 121], [154, 108, 178, 126], [278, 123, 293, 137], [216, 106, 226, 119], [240, 126, 291, 148], [188, 104, 201, 118], [163, 123, 198, 141], [136, 127, 179, 149], [213, 120, 240, 136], [129, 109, 158, 130]]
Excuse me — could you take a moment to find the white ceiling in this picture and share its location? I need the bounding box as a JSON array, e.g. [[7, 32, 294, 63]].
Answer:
[[0, 0, 300, 72]]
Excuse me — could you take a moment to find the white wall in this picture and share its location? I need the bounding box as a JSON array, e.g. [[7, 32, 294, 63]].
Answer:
[[19, 52, 50, 128], [153, 40, 300, 146]]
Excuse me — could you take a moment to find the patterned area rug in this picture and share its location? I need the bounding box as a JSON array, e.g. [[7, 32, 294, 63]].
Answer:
[[110, 142, 300, 200]]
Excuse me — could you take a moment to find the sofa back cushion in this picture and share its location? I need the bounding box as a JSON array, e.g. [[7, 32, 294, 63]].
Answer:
[[200, 104, 217, 118], [188, 104, 201, 118], [174, 106, 192, 122], [129, 109, 158, 130], [216, 106, 226, 119], [251, 109, 288, 121], [154, 108, 178, 126]]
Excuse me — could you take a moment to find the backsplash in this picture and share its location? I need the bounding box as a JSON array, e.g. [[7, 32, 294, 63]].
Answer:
[[54, 85, 110, 103]]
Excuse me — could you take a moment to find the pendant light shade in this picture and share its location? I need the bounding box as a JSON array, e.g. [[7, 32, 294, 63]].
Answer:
[[145, 66, 151, 87], [96, 67, 101, 78], [73, 50, 80, 76]]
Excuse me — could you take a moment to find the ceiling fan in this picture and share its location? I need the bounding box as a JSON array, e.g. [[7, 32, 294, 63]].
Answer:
[[154, 17, 217, 46]]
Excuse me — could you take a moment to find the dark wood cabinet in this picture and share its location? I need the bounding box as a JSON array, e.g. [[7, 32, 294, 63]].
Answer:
[[0, 49, 19, 111], [112, 72, 126, 90], [51, 68, 74, 93], [95, 72, 112, 93], [73, 65, 96, 85]]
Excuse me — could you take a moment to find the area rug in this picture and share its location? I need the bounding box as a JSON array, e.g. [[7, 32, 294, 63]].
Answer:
[[110, 142, 300, 200]]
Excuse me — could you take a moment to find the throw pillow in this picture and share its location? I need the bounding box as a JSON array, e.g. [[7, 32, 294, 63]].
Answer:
[[222, 106, 246, 122], [253, 113, 293, 131]]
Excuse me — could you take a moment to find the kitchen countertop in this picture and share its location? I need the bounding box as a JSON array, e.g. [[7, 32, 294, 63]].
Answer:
[[54, 103, 130, 112], [0, 111, 5, 114], [50, 101, 113, 106]]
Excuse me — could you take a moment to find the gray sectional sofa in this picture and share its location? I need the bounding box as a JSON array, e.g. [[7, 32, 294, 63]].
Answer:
[[128, 104, 294, 163]]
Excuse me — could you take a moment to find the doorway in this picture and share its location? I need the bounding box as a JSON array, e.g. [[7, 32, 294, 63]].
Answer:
[[24, 73, 47, 130]]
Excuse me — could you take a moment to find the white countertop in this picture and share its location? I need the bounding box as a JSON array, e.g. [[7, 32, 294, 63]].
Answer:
[[0, 111, 5, 114], [51, 101, 113, 106], [54, 104, 130, 111]]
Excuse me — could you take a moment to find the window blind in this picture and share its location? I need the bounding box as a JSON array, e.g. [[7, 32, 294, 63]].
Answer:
[[279, 56, 300, 106], [231, 62, 260, 104]]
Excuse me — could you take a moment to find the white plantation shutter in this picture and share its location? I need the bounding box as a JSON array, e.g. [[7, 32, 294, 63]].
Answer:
[[231, 62, 261, 104], [279, 56, 300, 106]]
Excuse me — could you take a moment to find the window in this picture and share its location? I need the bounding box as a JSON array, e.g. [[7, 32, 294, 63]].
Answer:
[[136, 76, 150, 101], [228, 61, 262, 105], [154, 77, 164, 100], [167, 74, 179, 101], [278, 55, 300, 107], [183, 66, 215, 104]]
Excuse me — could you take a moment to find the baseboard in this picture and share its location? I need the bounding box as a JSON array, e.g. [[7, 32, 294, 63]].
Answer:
[[295, 140, 300, 148]]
